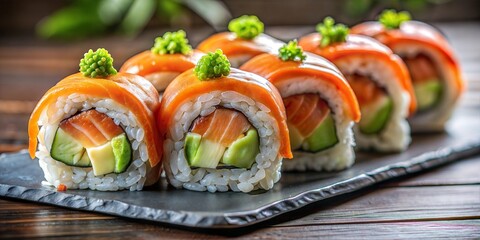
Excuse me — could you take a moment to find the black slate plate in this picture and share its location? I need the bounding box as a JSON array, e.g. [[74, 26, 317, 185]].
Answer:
[[1, 108, 479, 229]]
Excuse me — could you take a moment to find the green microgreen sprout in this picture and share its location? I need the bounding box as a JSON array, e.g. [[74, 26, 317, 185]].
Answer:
[[151, 30, 192, 55], [194, 49, 231, 81], [316, 17, 349, 47], [79, 48, 117, 78], [378, 9, 411, 29], [228, 15, 264, 40], [278, 40, 306, 62]]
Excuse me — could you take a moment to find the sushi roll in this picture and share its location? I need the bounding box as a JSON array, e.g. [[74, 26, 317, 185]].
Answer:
[[28, 48, 162, 191], [158, 49, 292, 192], [299, 17, 416, 152], [241, 41, 360, 171], [351, 10, 464, 132], [197, 15, 284, 67], [120, 30, 203, 93]]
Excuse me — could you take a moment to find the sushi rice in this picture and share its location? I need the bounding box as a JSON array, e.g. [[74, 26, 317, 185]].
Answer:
[[35, 93, 157, 191], [163, 90, 282, 193]]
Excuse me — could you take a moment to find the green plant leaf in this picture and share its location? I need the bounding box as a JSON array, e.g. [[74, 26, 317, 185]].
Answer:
[[345, 0, 373, 17], [98, 0, 133, 25], [404, 0, 428, 11], [36, 0, 233, 40], [181, 0, 231, 31], [119, 0, 156, 36], [157, 0, 183, 19], [36, 0, 106, 40]]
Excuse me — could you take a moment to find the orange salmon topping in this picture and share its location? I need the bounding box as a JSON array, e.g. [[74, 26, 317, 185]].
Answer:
[[191, 108, 252, 147], [120, 50, 203, 77], [284, 94, 330, 137], [57, 184, 67, 191], [344, 74, 386, 105], [59, 109, 123, 148]]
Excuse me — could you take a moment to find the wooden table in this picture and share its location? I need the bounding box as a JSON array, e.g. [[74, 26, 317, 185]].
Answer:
[[1, 22, 479, 238]]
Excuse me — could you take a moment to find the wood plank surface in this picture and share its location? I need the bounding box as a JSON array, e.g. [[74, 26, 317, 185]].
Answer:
[[251, 220, 480, 239], [273, 185, 480, 226], [383, 155, 480, 186]]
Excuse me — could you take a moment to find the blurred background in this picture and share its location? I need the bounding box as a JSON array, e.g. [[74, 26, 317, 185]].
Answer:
[[0, 0, 479, 151], [2, 0, 480, 39]]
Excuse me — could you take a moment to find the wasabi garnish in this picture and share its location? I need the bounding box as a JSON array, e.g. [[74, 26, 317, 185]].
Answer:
[[194, 49, 231, 81], [378, 9, 411, 29], [79, 48, 117, 78], [228, 15, 264, 40], [278, 40, 306, 62], [151, 30, 192, 55], [316, 17, 349, 47]]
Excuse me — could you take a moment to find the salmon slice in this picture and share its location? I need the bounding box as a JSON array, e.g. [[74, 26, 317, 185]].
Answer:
[[404, 54, 439, 83], [345, 74, 386, 105], [88, 110, 124, 139], [190, 108, 252, 147], [284, 94, 330, 138], [59, 110, 123, 148]]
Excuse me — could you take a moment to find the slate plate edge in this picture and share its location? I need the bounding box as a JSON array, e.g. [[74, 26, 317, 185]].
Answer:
[[1, 140, 479, 229]]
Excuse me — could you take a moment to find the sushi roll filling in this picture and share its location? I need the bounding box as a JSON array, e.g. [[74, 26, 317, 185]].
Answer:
[[184, 108, 260, 170], [50, 109, 132, 176], [403, 54, 443, 112], [284, 93, 339, 153], [345, 74, 394, 135]]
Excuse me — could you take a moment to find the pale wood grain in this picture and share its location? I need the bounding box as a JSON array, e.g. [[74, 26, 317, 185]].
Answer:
[[1, 197, 479, 239], [382, 155, 480, 186], [272, 185, 480, 227]]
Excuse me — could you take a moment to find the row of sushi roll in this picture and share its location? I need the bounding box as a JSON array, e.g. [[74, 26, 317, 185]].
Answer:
[[28, 10, 463, 192]]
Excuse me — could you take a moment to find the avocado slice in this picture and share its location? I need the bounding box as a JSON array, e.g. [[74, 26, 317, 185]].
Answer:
[[288, 123, 305, 151], [184, 133, 202, 164], [86, 142, 116, 176], [76, 151, 92, 167], [221, 129, 260, 169], [50, 128, 85, 166], [359, 95, 393, 134], [111, 133, 132, 173], [189, 139, 225, 169], [302, 113, 338, 152], [414, 79, 442, 111]]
